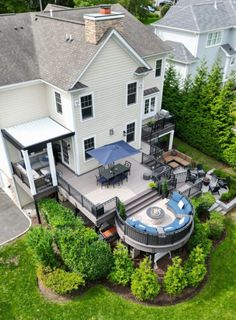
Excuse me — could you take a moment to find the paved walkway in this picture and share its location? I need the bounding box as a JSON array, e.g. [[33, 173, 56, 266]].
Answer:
[[0, 189, 31, 245]]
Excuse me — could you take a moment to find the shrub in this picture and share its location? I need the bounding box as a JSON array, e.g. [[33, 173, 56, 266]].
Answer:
[[164, 257, 187, 296], [38, 266, 85, 295], [77, 241, 114, 281], [108, 242, 134, 286], [160, 4, 171, 17], [194, 193, 215, 220], [207, 211, 225, 240], [131, 257, 160, 301], [188, 217, 212, 256], [184, 246, 207, 287], [39, 199, 84, 229], [26, 227, 57, 268], [117, 200, 126, 220], [220, 177, 236, 203], [148, 181, 157, 189]]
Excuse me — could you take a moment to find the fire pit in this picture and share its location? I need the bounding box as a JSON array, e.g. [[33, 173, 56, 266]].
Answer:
[[146, 206, 165, 223]]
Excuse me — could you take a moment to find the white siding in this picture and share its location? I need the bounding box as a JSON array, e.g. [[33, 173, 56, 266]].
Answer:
[[0, 83, 48, 128], [72, 36, 143, 174], [46, 86, 75, 131], [155, 27, 199, 56]]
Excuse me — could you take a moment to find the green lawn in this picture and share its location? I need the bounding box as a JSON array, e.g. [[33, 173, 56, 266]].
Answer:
[[174, 137, 236, 177], [1, 216, 236, 320]]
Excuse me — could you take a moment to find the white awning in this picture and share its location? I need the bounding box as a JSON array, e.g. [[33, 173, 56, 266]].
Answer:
[[3, 117, 74, 149]]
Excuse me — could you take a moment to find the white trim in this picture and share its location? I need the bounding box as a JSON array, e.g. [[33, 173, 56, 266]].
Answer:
[[154, 24, 232, 34], [0, 79, 42, 92], [71, 29, 151, 88], [167, 56, 198, 65], [70, 99, 81, 174], [78, 92, 95, 122], [143, 94, 158, 120], [21, 150, 36, 196], [83, 13, 125, 21], [206, 30, 223, 48], [154, 58, 163, 78], [47, 142, 57, 186], [82, 135, 96, 163], [126, 81, 138, 108], [125, 120, 136, 144]]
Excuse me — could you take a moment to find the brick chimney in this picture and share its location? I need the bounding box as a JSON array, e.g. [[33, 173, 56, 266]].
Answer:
[[84, 5, 125, 45]]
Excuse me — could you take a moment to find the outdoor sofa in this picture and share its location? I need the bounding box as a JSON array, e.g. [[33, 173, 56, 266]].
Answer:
[[163, 150, 192, 168], [167, 191, 192, 216]]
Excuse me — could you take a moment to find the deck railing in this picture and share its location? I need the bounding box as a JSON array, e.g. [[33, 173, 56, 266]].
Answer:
[[115, 210, 193, 247], [178, 180, 202, 198], [57, 174, 118, 219]]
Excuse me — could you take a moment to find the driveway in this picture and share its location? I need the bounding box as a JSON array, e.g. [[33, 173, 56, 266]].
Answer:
[[0, 189, 31, 245]]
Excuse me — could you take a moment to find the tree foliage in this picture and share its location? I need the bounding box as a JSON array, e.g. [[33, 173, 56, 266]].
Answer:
[[26, 226, 57, 268], [184, 246, 207, 287], [163, 61, 236, 166], [163, 256, 187, 296], [108, 242, 134, 286], [131, 257, 160, 301]]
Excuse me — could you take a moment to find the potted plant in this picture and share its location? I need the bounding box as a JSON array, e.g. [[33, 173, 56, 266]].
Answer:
[[117, 200, 126, 220], [161, 179, 169, 198]]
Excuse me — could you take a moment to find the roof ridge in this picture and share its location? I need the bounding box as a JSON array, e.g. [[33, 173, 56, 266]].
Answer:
[[190, 5, 200, 31]]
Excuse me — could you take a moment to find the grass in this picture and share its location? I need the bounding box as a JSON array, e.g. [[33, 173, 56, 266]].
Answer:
[[174, 137, 236, 177], [1, 217, 236, 320], [143, 16, 159, 25]]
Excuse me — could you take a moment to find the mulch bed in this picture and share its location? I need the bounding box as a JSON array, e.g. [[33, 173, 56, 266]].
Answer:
[[37, 231, 226, 306]]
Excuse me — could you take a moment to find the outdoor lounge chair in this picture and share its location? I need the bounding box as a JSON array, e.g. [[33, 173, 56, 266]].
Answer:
[[197, 164, 205, 177]]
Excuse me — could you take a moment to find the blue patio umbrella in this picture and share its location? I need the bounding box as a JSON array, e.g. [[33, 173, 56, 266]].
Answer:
[[87, 140, 140, 165]]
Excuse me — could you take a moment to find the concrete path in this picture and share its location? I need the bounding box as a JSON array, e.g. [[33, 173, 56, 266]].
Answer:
[[0, 189, 31, 245]]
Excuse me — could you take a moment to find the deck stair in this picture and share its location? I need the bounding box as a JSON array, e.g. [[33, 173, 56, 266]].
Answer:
[[124, 189, 161, 217]]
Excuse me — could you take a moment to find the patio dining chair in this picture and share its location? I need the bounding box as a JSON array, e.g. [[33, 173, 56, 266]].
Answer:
[[124, 160, 131, 175], [110, 175, 122, 187], [121, 172, 128, 182], [96, 175, 109, 188], [98, 166, 105, 177]]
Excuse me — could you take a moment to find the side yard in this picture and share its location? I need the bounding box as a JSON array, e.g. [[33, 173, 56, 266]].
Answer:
[[0, 212, 236, 320]]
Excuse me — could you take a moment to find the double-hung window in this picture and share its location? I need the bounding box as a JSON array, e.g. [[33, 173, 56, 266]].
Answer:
[[155, 60, 162, 77], [144, 96, 156, 116], [127, 82, 137, 105], [84, 137, 95, 161], [55, 92, 62, 114], [126, 122, 135, 143], [206, 31, 222, 47], [80, 94, 93, 120]]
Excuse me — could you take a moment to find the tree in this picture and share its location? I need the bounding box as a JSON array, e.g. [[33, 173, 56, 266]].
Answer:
[[163, 256, 187, 296], [131, 257, 160, 301], [108, 242, 134, 286], [184, 246, 207, 287]]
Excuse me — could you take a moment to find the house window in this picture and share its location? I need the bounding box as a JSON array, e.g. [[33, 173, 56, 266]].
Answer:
[[84, 137, 95, 160], [230, 57, 235, 65], [126, 122, 135, 143], [206, 31, 223, 47], [55, 92, 62, 114], [127, 82, 137, 105], [144, 96, 156, 116], [62, 140, 69, 164], [155, 60, 162, 77], [80, 94, 93, 120]]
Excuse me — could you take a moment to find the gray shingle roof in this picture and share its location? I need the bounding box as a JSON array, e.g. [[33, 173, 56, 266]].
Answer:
[[155, 0, 236, 32], [0, 4, 171, 90], [221, 44, 236, 56], [144, 87, 159, 96], [166, 40, 197, 63]]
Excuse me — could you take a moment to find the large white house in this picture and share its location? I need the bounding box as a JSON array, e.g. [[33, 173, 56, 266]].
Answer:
[[153, 0, 236, 80], [0, 4, 173, 223]]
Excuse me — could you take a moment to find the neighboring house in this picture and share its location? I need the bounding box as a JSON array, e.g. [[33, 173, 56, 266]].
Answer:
[[153, 0, 236, 81], [0, 4, 172, 219]]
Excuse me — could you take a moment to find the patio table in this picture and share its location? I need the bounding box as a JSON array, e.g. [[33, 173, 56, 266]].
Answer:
[[100, 163, 129, 181]]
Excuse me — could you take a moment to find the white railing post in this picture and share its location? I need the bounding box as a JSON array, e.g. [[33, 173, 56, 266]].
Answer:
[[22, 149, 36, 195], [47, 142, 57, 186], [168, 130, 174, 150]]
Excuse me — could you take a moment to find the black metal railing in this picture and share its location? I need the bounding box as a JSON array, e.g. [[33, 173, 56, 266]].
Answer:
[[115, 210, 193, 247], [57, 174, 118, 219], [12, 162, 53, 193], [142, 117, 175, 143], [178, 180, 202, 198]]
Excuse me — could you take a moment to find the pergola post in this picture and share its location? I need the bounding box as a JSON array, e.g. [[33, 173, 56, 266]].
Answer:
[[168, 130, 175, 151], [22, 149, 36, 195], [47, 142, 57, 186]]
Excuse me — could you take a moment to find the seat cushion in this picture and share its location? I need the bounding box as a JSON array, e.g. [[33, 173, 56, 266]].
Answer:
[[179, 216, 190, 227], [145, 226, 158, 235], [172, 192, 183, 202], [135, 223, 146, 232], [126, 218, 136, 227], [184, 203, 192, 215]]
